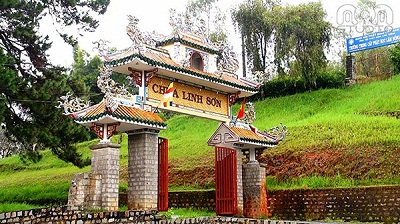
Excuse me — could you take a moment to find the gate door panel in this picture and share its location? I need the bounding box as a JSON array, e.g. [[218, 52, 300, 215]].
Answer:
[[215, 146, 238, 215], [158, 137, 168, 211]]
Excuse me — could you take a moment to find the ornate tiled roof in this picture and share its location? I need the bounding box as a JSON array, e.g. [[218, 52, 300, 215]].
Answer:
[[208, 122, 279, 148], [73, 100, 166, 128], [229, 125, 279, 146], [156, 35, 220, 55], [104, 47, 258, 93]]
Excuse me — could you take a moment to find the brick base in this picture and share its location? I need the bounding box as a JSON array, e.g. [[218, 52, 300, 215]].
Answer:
[[67, 143, 120, 211], [243, 163, 268, 218]]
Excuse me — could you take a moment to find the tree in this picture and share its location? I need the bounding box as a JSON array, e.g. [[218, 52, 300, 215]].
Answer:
[[70, 46, 138, 105], [0, 0, 110, 167], [355, 0, 378, 35], [232, 1, 332, 89], [389, 44, 400, 75], [351, 0, 394, 80], [276, 3, 331, 89], [232, 0, 277, 74], [172, 0, 228, 45], [187, 0, 228, 44], [70, 46, 103, 104]]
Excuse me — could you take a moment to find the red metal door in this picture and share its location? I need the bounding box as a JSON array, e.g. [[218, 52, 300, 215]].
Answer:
[[215, 146, 238, 215], [158, 137, 168, 211]]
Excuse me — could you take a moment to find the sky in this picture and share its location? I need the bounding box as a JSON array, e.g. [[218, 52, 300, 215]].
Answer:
[[41, 0, 400, 74]]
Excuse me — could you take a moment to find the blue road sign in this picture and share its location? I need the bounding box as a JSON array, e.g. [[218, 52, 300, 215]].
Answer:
[[346, 27, 400, 53]]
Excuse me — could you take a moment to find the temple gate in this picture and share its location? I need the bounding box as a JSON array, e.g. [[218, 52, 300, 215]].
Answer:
[[58, 14, 286, 216], [208, 120, 287, 217], [215, 146, 238, 215]]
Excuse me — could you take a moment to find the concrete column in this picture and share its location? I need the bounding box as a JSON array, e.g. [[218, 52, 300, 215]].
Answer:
[[90, 143, 120, 211], [242, 163, 268, 218], [249, 148, 258, 164], [127, 129, 159, 210]]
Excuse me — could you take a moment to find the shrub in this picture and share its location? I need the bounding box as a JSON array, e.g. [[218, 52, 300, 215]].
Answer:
[[253, 70, 345, 100], [315, 70, 346, 89], [389, 43, 400, 74]]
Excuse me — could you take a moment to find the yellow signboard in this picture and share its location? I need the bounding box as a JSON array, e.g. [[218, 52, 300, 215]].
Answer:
[[148, 76, 229, 116]]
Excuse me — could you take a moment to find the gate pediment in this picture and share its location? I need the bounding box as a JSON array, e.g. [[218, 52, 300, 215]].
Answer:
[[208, 123, 239, 147]]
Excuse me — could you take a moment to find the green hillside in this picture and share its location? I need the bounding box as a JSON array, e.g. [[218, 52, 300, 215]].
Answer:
[[162, 76, 400, 188], [1, 76, 400, 211]]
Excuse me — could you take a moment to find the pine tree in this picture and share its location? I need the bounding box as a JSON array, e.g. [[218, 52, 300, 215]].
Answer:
[[0, 0, 110, 167]]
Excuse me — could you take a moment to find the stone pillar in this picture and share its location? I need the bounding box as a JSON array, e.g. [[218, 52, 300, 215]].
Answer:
[[90, 143, 120, 211], [346, 55, 356, 85], [127, 129, 159, 210], [242, 163, 268, 218], [67, 173, 91, 211]]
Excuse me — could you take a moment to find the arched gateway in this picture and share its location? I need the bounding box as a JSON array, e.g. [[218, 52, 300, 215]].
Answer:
[[58, 15, 286, 218]]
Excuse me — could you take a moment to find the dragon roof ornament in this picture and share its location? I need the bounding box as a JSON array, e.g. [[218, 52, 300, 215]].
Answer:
[[57, 67, 135, 115], [126, 15, 166, 52], [232, 101, 289, 143], [217, 43, 240, 74], [57, 92, 91, 115], [93, 39, 112, 60], [97, 66, 135, 112], [169, 9, 213, 47], [249, 70, 271, 84], [97, 66, 133, 97], [264, 123, 289, 142], [126, 15, 146, 54]]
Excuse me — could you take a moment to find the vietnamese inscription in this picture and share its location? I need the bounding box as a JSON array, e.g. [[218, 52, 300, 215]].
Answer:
[[148, 76, 228, 115]]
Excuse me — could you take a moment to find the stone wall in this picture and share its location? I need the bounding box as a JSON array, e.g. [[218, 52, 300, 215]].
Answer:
[[0, 207, 161, 224], [126, 186, 400, 222], [0, 207, 310, 224], [267, 186, 400, 223], [168, 190, 215, 211], [120, 190, 216, 211], [67, 173, 102, 210], [3, 186, 400, 223]]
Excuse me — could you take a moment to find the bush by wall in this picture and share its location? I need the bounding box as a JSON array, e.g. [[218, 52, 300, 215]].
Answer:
[[252, 70, 345, 100]]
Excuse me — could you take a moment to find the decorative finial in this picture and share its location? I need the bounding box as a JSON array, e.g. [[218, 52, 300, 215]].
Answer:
[[264, 123, 289, 142], [242, 102, 256, 124]]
